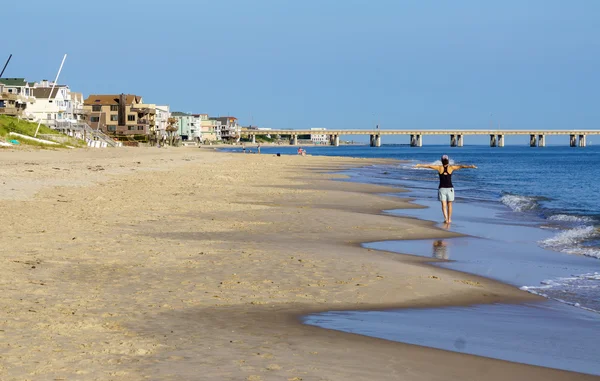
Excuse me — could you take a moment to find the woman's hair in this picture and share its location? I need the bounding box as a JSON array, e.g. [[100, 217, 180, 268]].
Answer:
[[441, 158, 449, 165]]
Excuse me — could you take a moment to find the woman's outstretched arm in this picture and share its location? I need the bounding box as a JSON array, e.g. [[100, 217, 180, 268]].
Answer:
[[452, 164, 477, 170], [415, 164, 439, 170]]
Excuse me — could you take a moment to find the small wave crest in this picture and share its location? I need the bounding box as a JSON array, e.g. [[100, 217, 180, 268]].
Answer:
[[539, 225, 600, 259], [500, 194, 540, 212], [540, 225, 597, 247], [548, 214, 595, 223], [521, 272, 600, 313]]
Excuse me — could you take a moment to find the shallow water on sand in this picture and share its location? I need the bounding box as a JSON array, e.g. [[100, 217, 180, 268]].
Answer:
[[304, 176, 600, 374], [304, 302, 600, 375]]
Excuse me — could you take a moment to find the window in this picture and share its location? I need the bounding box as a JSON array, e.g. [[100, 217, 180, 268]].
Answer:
[[110, 105, 118, 111], [110, 115, 118, 121], [92, 105, 102, 112], [138, 126, 144, 130], [91, 116, 100, 122], [128, 126, 135, 130], [127, 115, 136, 121], [108, 125, 116, 132], [7, 89, 12, 93]]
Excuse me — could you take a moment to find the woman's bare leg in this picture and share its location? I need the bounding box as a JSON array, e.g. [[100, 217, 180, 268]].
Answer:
[[447, 201, 453, 223], [441, 201, 449, 222]]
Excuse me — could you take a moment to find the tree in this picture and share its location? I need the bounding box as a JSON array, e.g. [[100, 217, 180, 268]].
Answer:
[[166, 117, 178, 146]]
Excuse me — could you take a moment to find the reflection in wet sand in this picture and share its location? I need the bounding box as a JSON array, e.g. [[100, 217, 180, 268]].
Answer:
[[432, 222, 452, 259], [432, 240, 449, 259]]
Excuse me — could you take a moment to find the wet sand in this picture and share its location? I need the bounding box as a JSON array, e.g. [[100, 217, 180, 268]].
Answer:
[[311, 199, 600, 375], [0, 146, 594, 380]]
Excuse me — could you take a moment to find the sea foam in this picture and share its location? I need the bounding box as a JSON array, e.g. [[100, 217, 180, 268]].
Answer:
[[521, 272, 600, 313], [539, 225, 600, 259], [548, 214, 595, 223], [500, 194, 539, 212]]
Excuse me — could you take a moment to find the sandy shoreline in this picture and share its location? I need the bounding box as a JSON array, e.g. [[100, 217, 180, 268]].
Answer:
[[0, 146, 593, 380]]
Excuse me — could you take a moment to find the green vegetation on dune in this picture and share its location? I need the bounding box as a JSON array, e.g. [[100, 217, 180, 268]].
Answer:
[[0, 116, 85, 148], [0, 115, 58, 137]]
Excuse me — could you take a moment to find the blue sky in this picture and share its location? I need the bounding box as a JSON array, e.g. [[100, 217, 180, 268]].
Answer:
[[2, 0, 599, 144]]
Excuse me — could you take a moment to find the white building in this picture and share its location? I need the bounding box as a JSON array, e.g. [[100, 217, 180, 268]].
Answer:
[[310, 128, 327, 145], [27, 81, 88, 127], [210, 116, 240, 141], [155, 105, 170, 138], [28, 84, 71, 126]]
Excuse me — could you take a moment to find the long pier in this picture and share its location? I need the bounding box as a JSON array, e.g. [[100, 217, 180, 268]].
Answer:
[[245, 130, 599, 147]]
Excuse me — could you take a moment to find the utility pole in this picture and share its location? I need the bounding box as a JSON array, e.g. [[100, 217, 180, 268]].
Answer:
[[0, 54, 12, 78]]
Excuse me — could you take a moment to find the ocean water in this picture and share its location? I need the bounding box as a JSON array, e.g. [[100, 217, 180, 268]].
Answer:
[[235, 144, 600, 312]]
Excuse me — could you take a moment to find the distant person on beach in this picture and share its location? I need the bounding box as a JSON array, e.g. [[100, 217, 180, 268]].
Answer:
[[415, 155, 477, 223], [257, 143, 261, 154]]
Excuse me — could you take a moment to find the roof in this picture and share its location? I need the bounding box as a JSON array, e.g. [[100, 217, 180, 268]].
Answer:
[[84, 94, 142, 105], [0, 78, 28, 87], [31, 87, 61, 99], [171, 111, 191, 116]]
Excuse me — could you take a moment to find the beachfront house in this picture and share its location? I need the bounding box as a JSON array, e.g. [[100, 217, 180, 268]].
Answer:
[[0, 78, 36, 118], [210, 116, 240, 142], [155, 105, 171, 138], [83, 94, 156, 136], [28, 82, 72, 127], [171, 112, 194, 140], [196, 113, 219, 142], [310, 128, 328, 145], [70, 92, 88, 123]]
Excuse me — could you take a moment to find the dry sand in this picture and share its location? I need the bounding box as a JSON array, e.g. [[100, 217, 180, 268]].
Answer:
[[0, 146, 594, 380]]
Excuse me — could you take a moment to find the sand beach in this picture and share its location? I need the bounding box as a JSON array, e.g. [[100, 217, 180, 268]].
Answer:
[[0, 146, 594, 380]]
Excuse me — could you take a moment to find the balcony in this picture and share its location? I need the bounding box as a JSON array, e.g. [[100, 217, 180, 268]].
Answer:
[[137, 118, 149, 125], [0, 106, 23, 116], [0, 93, 36, 103], [131, 104, 156, 114], [73, 108, 90, 115]]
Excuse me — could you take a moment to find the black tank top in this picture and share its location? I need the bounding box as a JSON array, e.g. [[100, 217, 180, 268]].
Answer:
[[439, 165, 453, 188]]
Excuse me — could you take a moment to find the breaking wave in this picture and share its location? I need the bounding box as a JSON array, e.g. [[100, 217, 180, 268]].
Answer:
[[539, 226, 600, 259], [548, 214, 595, 224], [500, 194, 540, 212]]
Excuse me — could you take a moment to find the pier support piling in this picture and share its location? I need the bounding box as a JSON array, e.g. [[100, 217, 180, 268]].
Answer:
[[332, 135, 340, 147], [570, 134, 577, 147], [450, 134, 457, 147], [538, 135, 545, 147], [410, 134, 422, 147], [490, 134, 497, 147], [251, 135, 256, 144], [579, 134, 587, 147], [530, 134, 537, 147], [497, 134, 504, 147], [291, 135, 298, 145], [458, 134, 463, 147]]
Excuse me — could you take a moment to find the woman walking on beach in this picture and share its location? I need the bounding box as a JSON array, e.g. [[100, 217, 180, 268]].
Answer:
[[415, 155, 477, 223]]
